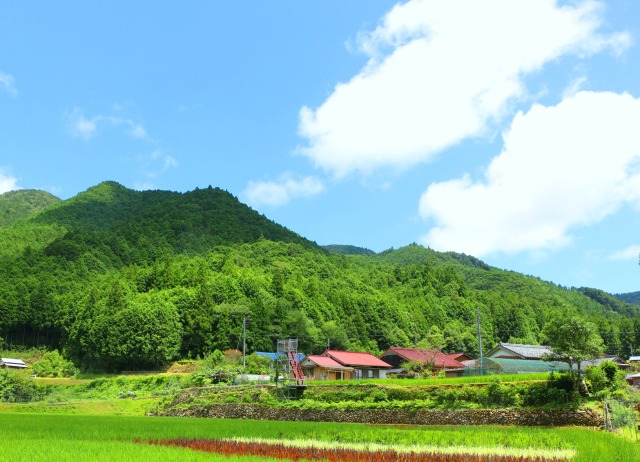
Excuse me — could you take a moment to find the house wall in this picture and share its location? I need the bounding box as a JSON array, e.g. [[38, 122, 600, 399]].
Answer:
[[354, 368, 386, 379], [627, 376, 640, 387], [305, 367, 352, 381]]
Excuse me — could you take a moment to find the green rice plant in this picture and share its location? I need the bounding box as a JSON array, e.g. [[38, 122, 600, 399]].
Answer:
[[0, 413, 638, 462]]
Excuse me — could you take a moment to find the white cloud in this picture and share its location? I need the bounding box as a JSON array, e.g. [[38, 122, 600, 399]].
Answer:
[[0, 168, 20, 194], [563, 76, 588, 98], [140, 150, 178, 179], [298, 0, 629, 177], [610, 245, 640, 261], [243, 176, 325, 207], [418, 91, 640, 256], [67, 107, 148, 140], [0, 71, 17, 97], [68, 108, 98, 139]]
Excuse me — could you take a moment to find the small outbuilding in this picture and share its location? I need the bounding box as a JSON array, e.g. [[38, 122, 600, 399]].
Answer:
[[0, 358, 27, 369]]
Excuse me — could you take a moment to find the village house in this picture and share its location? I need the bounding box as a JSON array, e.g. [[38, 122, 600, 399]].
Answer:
[[0, 358, 27, 369], [485, 343, 630, 373], [581, 355, 630, 371], [380, 347, 466, 377], [626, 372, 640, 388], [301, 355, 354, 380], [627, 355, 640, 365], [486, 343, 553, 360], [308, 350, 392, 380]]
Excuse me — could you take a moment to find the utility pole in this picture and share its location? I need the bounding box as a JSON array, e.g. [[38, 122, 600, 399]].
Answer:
[[327, 337, 330, 350], [242, 317, 247, 369], [476, 307, 483, 373]]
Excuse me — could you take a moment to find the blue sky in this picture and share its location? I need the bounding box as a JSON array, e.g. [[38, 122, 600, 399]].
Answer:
[[1, 1, 640, 294]]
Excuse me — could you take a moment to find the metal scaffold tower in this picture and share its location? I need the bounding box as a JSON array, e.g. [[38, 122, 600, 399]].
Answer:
[[275, 338, 306, 400]]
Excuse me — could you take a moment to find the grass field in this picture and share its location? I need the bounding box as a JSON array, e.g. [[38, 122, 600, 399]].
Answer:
[[0, 413, 637, 462]]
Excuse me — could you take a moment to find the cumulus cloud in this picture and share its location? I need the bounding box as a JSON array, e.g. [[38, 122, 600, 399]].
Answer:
[[298, 0, 629, 177], [0, 168, 20, 194], [610, 245, 640, 261], [243, 176, 325, 207], [67, 107, 147, 140], [418, 91, 640, 256], [0, 71, 17, 96]]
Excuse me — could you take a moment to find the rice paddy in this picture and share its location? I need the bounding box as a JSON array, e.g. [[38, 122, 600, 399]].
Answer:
[[0, 413, 637, 462]]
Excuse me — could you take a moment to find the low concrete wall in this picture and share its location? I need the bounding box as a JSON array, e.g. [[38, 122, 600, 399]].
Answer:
[[159, 404, 602, 427]]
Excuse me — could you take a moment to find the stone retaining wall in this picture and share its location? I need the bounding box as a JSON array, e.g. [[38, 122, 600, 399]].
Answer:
[[159, 404, 602, 427]]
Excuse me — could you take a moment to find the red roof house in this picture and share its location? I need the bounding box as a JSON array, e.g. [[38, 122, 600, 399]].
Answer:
[[321, 350, 392, 379], [380, 347, 466, 377], [301, 355, 354, 381]]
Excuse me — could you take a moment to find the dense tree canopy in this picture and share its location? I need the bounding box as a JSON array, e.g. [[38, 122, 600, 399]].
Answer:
[[0, 183, 639, 371]]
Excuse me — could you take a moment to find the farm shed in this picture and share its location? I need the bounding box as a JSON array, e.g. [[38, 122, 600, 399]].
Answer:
[[0, 358, 27, 369], [380, 347, 466, 378]]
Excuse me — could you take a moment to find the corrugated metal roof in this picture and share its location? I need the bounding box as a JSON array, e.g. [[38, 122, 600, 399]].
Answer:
[[490, 343, 553, 360], [0, 358, 27, 368], [324, 350, 392, 368], [382, 347, 465, 369]]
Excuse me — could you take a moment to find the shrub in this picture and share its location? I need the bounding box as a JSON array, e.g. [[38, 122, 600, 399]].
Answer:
[[31, 350, 78, 378], [0, 369, 37, 402]]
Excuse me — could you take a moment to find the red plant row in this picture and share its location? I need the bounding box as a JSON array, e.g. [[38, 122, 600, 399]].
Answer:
[[139, 438, 557, 462]]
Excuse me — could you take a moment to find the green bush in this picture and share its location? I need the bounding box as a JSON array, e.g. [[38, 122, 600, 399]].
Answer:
[[31, 350, 78, 378], [0, 369, 37, 402]]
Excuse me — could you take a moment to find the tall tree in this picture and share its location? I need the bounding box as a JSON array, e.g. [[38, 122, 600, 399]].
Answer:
[[542, 310, 604, 392]]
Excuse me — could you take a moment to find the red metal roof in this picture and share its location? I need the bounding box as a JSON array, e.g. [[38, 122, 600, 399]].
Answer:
[[304, 355, 353, 369], [382, 347, 465, 369], [324, 350, 392, 368], [446, 352, 474, 361]]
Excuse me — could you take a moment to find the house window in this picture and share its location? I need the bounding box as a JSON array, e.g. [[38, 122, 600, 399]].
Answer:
[[368, 370, 374, 379], [355, 369, 362, 380]]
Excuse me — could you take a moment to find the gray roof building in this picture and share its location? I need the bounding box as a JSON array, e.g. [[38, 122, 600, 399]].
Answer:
[[0, 358, 27, 369], [486, 343, 553, 360]]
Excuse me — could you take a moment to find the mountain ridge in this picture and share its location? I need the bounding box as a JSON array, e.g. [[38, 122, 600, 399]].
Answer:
[[0, 181, 638, 371]]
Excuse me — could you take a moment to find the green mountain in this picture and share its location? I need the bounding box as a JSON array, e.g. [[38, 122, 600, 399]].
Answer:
[[0, 189, 61, 228], [615, 292, 640, 305], [323, 244, 376, 256], [0, 182, 638, 372]]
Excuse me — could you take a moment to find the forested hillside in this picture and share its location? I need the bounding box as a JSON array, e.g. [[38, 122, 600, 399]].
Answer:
[[0, 182, 639, 371], [616, 291, 640, 305], [0, 189, 60, 228]]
